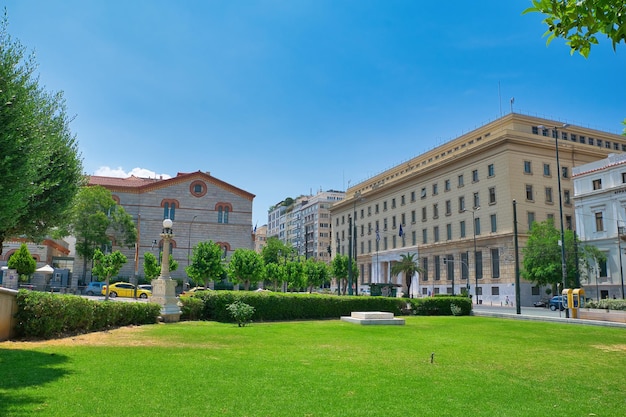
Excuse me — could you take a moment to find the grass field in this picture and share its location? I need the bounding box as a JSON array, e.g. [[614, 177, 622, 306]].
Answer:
[[1, 316, 625, 417]]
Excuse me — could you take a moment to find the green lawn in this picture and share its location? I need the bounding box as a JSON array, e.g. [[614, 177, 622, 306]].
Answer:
[[1, 316, 625, 417]]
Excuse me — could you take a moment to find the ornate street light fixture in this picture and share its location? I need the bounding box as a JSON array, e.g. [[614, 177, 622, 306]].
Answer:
[[151, 218, 181, 322]]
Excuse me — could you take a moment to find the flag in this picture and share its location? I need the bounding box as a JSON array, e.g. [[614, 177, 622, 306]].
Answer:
[[399, 224, 403, 237], [376, 226, 380, 242]]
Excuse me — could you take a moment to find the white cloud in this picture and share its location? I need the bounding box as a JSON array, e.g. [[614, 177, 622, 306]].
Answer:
[[94, 166, 171, 179]]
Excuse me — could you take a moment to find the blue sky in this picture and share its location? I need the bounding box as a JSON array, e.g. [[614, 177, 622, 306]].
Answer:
[[4, 0, 625, 227]]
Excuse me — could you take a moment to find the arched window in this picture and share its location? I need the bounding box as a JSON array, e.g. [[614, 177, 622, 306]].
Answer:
[[163, 201, 177, 220], [215, 203, 232, 224]]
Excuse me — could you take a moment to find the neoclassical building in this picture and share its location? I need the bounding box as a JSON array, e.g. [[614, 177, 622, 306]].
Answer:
[[330, 113, 625, 305], [75, 170, 255, 286], [574, 153, 626, 300]]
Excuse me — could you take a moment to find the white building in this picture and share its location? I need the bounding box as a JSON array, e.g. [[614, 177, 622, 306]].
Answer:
[[573, 153, 626, 300]]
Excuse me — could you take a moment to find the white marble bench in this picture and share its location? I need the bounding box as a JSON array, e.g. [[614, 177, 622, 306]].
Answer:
[[341, 311, 405, 325]]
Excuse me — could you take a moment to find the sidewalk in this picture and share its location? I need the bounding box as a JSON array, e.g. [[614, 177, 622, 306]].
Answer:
[[471, 304, 626, 329]]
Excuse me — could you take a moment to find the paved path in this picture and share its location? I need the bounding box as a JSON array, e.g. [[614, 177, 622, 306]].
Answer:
[[472, 303, 626, 329]]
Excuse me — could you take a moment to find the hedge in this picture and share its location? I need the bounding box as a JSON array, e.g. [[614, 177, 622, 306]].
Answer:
[[14, 290, 161, 339], [180, 291, 472, 322], [407, 295, 472, 316]]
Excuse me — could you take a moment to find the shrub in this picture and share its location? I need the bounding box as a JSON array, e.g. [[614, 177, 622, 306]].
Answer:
[[408, 296, 472, 316], [178, 292, 470, 322], [584, 299, 626, 311], [180, 296, 204, 321], [14, 290, 161, 339], [226, 301, 255, 327]]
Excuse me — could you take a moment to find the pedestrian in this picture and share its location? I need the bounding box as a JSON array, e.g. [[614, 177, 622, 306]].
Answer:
[[505, 295, 510, 306]]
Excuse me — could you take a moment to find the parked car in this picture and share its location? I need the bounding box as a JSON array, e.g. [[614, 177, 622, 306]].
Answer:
[[84, 281, 106, 296], [549, 295, 567, 311], [180, 286, 210, 295], [533, 299, 548, 308], [101, 282, 152, 299]]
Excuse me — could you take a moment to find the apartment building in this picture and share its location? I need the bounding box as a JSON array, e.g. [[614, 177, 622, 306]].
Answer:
[[75, 170, 255, 286], [573, 153, 626, 300], [268, 190, 345, 262], [330, 113, 625, 305]]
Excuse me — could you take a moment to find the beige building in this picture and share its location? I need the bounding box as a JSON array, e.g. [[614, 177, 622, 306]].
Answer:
[[330, 113, 625, 305], [75, 170, 255, 286], [253, 224, 268, 254]]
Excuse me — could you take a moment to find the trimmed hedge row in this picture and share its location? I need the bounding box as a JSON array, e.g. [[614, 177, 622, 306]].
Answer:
[[180, 291, 472, 322], [14, 290, 161, 339], [408, 295, 472, 316]]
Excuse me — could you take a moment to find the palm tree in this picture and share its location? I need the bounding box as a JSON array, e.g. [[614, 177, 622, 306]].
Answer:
[[391, 252, 423, 298]]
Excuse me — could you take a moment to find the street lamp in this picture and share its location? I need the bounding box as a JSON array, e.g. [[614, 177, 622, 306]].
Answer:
[[187, 215, 198, 277], [463, 207, 480, 304], [348, 191, 366, 296], [152, 218, 181, 322], [538, 123, 569, 318], [618, 223, 625, 299]]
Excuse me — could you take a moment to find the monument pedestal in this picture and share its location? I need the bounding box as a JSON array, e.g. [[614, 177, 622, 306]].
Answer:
[[151, 278, 181, 323]]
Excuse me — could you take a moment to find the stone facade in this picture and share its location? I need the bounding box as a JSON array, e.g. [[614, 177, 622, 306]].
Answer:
[[75, 171, 254, 285], [573, 153, 626, 300], [330, 113, 626, 305]]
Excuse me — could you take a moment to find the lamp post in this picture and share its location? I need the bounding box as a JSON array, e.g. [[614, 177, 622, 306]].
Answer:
[[348, 215, 353, 295], [187, 215, 198, 287], [463, 207, 480, 304], [513, 200, 521, 314], [538, 124, 569, 318], [151, 218, 181, 322], [618, 223, 625, 299]]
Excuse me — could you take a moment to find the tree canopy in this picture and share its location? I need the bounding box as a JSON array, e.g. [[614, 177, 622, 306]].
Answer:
[[331, 254, 358, 295], [0, 11, 83, 253], [186, 240, 226, 288], [92, 248, 127, 301], [261, 236, 293, 265], [64, 185, 137, 281], [227, 248, 265, 291], [303, 258, 331, 293], [143, 251, 178, 281], [521, 219, 604, 292], [391, 252, 422, 298], [7, 243, 36, 281], [524, 0, 625, 57]]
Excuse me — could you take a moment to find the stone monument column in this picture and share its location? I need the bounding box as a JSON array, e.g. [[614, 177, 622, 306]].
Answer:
[[150, 218, 181, 322]]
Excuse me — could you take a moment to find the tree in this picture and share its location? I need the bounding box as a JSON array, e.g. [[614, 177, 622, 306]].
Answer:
[[143, 252, 160, 280], [284, 260, 305, 292], [265, 262, 285, 291], [521, 219, 603, 294], [0, 11, 83, 254], [143, 251, 179, 280], [331, 254, 358, 295], [303, 258, 331, 293], [261, 236, 292, 265], [390, 252, 423, 298], [186, 240, 226, 288], [524, 0, 625, 57], [65, 186, 137, 282], [228, 248, 265, 291], [92, 248, 127, 301], [7, 243, 36, 281]]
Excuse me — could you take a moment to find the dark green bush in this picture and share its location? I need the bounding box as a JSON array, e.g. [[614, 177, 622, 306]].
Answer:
[[408, 296, 472, 316], [180, 291, 463, 322], [14, 290, 161, 339]]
